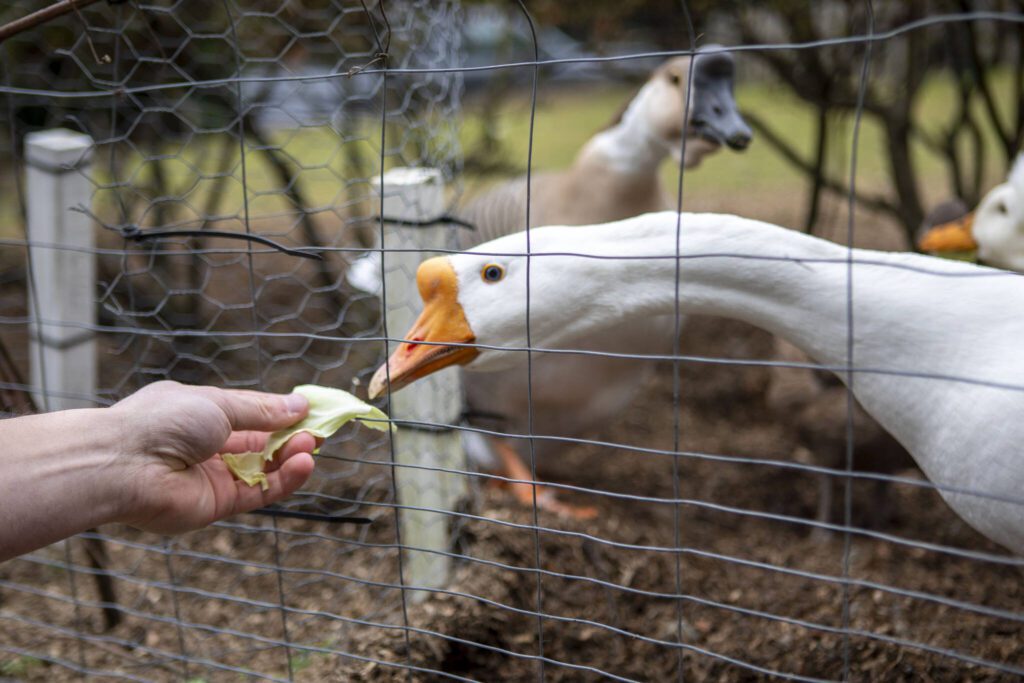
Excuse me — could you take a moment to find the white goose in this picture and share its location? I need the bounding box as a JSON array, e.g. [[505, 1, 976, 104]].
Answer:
[[763, 202, 972, 527], [369, 211, 1024, 555], [919, 153, 1024, 271], [456, 49, 751, 517], [356, 49, 751, 517]]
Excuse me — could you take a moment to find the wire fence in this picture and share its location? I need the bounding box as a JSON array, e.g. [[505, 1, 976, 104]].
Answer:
[[1, 1, 1023, 681]]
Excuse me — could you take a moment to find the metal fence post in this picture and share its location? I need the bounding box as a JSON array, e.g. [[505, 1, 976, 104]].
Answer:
[[25, 128, 96, 411], [377, 167, 467, 601]]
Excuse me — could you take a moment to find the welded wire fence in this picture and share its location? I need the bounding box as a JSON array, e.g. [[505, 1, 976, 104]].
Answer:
[[1, 1, 1023, 681]]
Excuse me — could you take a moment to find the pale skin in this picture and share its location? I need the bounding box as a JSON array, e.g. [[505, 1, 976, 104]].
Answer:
[[0, 381, 317, 562]]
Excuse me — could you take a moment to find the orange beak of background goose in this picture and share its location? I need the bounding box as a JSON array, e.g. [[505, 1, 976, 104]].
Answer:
[[918, 212, 977, 253], [368, 257, 479, 399]]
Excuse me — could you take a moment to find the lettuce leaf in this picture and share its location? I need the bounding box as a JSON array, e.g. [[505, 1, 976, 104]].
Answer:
[[222, 384, 393, 490]]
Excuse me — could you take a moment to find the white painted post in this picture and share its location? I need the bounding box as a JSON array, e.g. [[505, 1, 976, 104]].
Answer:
[[377, 167, 466, 601], [25, 129, 96, 411]]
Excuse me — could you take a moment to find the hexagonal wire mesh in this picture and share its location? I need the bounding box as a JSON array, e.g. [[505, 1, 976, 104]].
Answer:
[[2, 1, 1024, 681], [0, 0, 468, 679]]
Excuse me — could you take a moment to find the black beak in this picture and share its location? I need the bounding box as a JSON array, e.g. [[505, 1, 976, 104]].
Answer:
[[690, 83, 752, 151], [690, 48, 753, 151]]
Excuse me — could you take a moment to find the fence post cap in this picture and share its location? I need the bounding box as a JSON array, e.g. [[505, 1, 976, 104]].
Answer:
[[374, 167, 442, 188], [25, 128, 94, 170]]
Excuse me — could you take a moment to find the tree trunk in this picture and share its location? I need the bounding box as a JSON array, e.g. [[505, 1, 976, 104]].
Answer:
[[803, 104, 829, 234], [883, 118, 924, 248]]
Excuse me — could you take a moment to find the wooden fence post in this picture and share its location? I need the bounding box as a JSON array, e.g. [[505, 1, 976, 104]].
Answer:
[[25, 128, 96, 411], [377, 167, 467, 601]]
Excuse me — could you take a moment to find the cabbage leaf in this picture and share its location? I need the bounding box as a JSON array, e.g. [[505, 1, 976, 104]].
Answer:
[[222, 384, 393, 490]]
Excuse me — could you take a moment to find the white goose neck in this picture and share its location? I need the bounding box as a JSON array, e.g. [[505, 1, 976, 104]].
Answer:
[[535, 214, 841, 348], [535, 213, 963, 376], [583, 83, 670, 175]]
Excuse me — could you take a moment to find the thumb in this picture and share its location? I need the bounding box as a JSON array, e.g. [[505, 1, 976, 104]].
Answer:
[[198, 387, 309, 433]]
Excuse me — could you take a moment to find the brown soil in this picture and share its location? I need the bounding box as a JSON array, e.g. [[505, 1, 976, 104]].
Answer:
[[2, 316, 1021, 683], [334, 317, 1023, 682]]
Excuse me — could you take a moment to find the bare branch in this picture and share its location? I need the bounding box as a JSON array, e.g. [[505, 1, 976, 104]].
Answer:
[[742, 111, 900, 219], [803, 103, 829, 235], [242, 111, 344, 310], [737, 9, 886, 116], [965, 111, 987, 204], [880, 117, 925, 245], [0, 0, 103, 44], [1014, 15, 1024, 152], [958, 2, 1014, 159]]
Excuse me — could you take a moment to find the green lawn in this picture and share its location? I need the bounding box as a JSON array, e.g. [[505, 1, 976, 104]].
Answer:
[[465, 69, 1016, 201], [2, 69, 1015, 244]]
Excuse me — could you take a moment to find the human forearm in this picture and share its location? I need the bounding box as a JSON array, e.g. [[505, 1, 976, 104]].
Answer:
[[0, 408, 126, 561], [0, 382, 317, 563]]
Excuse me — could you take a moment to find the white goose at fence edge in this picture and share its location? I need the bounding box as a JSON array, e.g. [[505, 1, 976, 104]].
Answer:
[[920, 153, 1024, 272], [369, 211, 1024, 556]]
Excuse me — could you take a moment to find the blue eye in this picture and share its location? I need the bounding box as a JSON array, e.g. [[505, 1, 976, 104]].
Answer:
[[482, 264, 505, 283]]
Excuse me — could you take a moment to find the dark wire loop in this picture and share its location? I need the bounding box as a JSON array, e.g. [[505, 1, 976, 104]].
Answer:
[[127, 229, 324, 261], [373, 214, 477, 231], [251, 506, 372, 525], [391, 419, 458, 434], [460, 408, 506, 423]]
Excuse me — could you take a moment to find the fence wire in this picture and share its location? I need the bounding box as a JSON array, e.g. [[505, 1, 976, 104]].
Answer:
[[1, 2, 1023, 682]]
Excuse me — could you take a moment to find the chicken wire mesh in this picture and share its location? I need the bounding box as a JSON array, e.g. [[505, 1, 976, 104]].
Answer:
[[1, 1, 1023, 681], [0, 0, 468, 679]]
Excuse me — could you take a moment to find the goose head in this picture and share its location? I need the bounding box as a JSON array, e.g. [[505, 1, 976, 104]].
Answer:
[[919, 155, 1024, 271], [367, 223, 649, 398], [636, 47, 752, 168]]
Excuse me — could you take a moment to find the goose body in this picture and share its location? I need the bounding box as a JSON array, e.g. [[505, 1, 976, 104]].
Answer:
[[761, 200, 976, 525], [766, 337, 916, 527], [371, 211, 1024, 554]]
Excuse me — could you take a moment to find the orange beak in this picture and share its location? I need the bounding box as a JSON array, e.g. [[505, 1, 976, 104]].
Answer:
[[368, 257, 479, 399], [918, 212, 977, 253]]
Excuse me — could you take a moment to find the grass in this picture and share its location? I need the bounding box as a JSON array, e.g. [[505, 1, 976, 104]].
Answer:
[[2, 69, 1016, 243], [465, 69, 1017, 202], [0, 655, 42, 678]]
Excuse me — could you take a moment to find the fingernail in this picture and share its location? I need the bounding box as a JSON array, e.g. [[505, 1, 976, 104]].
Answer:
[[284, 392, 308, 415]]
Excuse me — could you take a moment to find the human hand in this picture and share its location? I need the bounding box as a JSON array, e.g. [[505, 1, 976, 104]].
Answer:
[[108, 381, 317, 534]]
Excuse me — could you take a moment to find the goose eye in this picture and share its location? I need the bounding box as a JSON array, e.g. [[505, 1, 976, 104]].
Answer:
[[668, 73, 681, 86], [995, 202, 1008, 215], [481, 263, 505, 283]]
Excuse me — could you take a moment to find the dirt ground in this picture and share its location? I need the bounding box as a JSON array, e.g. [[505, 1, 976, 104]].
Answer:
[[2, 314, 1022, 682], [331, 317, 1024, 682]]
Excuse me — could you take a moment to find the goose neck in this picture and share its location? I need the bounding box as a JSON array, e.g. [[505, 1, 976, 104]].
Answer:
[[583, 83, 671, 175], [556, 213, 882, 371]]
